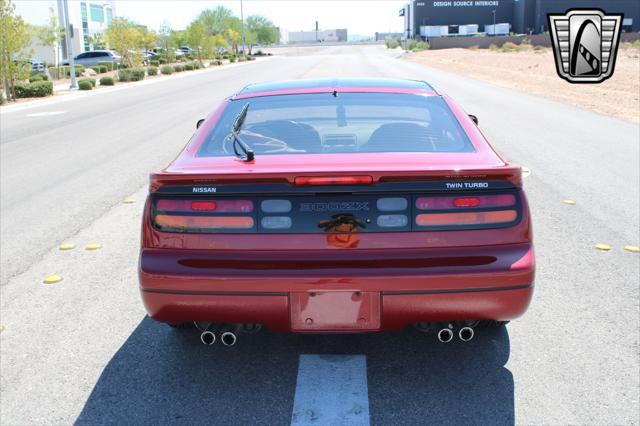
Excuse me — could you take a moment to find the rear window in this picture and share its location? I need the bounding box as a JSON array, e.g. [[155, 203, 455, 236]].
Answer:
[[197, 93, 474, 157]]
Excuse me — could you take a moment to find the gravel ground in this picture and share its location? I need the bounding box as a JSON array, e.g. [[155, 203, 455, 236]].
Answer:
[[404, 43, 640, 123]]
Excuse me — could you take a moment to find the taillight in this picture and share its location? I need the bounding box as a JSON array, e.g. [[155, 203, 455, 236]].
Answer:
[[416, 210, 517, 226], [294, 176, 373, 186], [153, 198, 255, 232], [155, 215, 255, 230], [416, 194, 515, 210], [156, 199, 253, 212], [414, 193, 518, 229]]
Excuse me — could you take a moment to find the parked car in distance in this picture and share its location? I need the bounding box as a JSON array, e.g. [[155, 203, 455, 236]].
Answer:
[[63, 50, 121, 67], [139, 78, 535, 345], [179, 45, 193, 55], [28, 59, 45, 71]]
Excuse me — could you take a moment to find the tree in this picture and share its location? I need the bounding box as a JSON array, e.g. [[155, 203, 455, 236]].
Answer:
[[87, 32, 106, 50], [34, 7, 63, 68], [246, 14, 277, 52], [138, 27, 158, 54], [185, 20, 206, 64], [198, 6, 234, 36], [0, 0, 32, 101], [211, 33, 227, 55], [158, 20, 174, 62], [226, 28, 240, 54], [105, 17, 142, 67]]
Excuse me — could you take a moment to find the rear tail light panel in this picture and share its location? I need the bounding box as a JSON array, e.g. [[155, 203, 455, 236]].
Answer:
[[151, 189, 521, 234]]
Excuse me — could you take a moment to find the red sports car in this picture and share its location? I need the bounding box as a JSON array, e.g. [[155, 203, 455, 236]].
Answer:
[[139, 78, 534, 345]]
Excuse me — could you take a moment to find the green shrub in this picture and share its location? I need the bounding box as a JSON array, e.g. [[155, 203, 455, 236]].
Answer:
[[29, 74, 44, 82], [78, 80, 93, 90], [99, 76, 115, 86], [97, 61, 114, 71], [14, 80, 53, 98], [59, 64, 84, 77], [533, 45, 547, 53], [147, 65, 158, 76], [174, 64, 184, 72], [160, 65, 174, 75], [150, 59, 159, 67], [412, 41, 430, 51], [247, 55, 256, 61], [158, 57, 167, 64], [117, 68, 146, 81], [184, 62, 195, 71], [194, 61, 203, 69], [238, 56, 247, 62], [229, 56, 236, 63], [405, 39, 417, 51], [489, 43, 499, 51], [385, 39, 399, 49], [501, 41, 519, 52], [79, 77, 96, 87], [215, 54, 223, 60], [91, 65, 107, 73], [212, 60, 223, 66]]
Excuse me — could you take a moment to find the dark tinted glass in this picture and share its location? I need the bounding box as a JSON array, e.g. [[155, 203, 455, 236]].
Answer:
[[197, 93, 474, 157]]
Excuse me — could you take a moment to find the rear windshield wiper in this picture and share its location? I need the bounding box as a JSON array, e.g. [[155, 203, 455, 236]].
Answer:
[[226, 103, 254, 162]]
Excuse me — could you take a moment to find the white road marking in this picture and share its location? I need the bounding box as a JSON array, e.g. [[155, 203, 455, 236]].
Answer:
[[291, 354, 370, 426], [26, 111, 65, 117]]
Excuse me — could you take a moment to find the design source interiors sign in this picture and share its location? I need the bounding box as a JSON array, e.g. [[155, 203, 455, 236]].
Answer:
[[432, 1, 500, 6]]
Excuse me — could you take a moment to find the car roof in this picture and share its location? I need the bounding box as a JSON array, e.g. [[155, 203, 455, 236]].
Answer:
[[235, 78, 435, 98]]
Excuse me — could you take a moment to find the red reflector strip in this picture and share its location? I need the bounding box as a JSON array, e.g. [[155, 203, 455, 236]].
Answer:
[[156, 199, 254, 212], [416, 210, 517, 226], [155, 215, 254, 230], [191, 201, 216, 211], [416, 194, 515, 210], [294, 176, 373, 186]]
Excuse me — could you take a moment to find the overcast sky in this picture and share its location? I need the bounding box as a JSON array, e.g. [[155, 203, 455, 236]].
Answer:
[[115, 0, 406, 35]]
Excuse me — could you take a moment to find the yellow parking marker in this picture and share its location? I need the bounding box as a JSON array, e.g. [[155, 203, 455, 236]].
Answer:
[[562, 199, 576, 205], [595, 244, 611, 251], [59, 243, 75, 250], [43, 275, 63, 284], [85, 243, 102, 250], [123, 197, 136, 204], [521, 167, 531, 178], [623, 245, 640, 253]]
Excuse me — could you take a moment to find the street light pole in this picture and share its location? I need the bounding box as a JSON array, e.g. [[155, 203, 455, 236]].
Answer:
[[240, 0, 246, 56], [62, 0, 77, 88], [492, 9, 496, 36]]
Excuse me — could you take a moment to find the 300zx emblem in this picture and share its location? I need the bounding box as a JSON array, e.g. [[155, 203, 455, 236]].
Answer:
[[300, 201, 369, 212]]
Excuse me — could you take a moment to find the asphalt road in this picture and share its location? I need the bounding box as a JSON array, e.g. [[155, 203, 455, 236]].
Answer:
[[1, 45, 638, 425]]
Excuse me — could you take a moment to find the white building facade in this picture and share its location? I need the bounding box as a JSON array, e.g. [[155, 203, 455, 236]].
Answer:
[[14, 0, 116, 64]]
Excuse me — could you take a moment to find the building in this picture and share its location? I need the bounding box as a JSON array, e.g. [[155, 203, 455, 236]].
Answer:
[[401, 0, 639, 37], [14, 0, 116, 64], [375, 32, 404, 42], [288, 29, 348, 43]]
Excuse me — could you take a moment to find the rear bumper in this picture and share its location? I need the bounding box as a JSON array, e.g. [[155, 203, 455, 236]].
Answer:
[[139, 243, 534, 332]]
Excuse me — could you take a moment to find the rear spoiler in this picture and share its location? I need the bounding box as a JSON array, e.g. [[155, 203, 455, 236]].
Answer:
[[149, 164, 523, 194]]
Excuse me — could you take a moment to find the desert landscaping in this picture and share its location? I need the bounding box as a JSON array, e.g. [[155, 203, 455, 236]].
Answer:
[[405, 42, 640, 123]]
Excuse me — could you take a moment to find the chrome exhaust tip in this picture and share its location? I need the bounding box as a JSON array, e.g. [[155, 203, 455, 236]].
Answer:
[[220, 331, 237, 346], [437, 328, 454, 343], [200, 330, 216, 345], [459, 326, 475, 342]]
